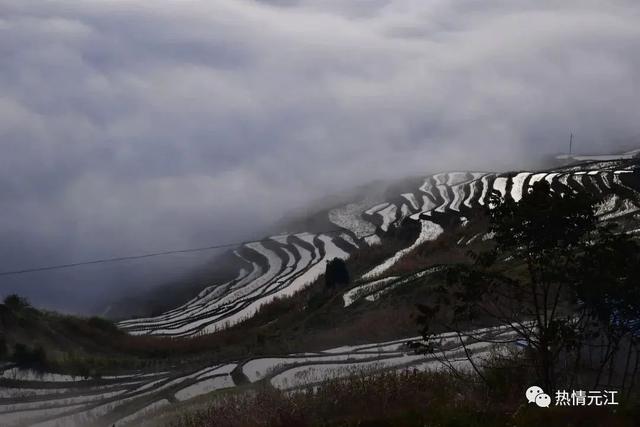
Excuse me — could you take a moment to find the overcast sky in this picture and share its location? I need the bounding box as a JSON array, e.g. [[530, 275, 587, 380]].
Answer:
[[1, 0, 640, 313]]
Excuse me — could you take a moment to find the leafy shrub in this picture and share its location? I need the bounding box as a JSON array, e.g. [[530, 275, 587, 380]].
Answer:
[[325, 258, 350, 290], [3, 294, 31, 311], [87, 316, 122, 334], [0, 334, 7, 358], [11, 343, 47, 369], [170, 366, 639, 427]]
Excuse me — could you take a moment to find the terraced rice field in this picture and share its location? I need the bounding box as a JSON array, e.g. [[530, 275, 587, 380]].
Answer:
[[4, 159, 637, 426], [119, 161, 640, 337], [0, 325, 518, 427]]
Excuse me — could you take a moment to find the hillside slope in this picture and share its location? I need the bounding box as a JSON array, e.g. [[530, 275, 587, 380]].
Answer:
[[2, 152, 640, 427], [119, 156, 640, 337]]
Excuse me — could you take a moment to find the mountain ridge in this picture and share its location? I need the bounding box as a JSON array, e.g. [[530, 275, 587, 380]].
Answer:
[[117, 153, 640, 336]]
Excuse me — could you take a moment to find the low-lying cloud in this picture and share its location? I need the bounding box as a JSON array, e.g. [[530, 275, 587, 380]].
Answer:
[[1, 0, 640, 313]]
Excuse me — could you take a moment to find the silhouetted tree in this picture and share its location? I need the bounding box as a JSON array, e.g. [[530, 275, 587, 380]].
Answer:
[[0, 334, 6, 358], [3, 294, 31, 312], [417, 181, 640, 392], [11, 343, 47, 369], [325, 258, 350, 290]]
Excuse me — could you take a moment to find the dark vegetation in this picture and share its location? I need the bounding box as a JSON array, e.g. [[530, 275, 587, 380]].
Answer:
[[324, 258, 350, 289], [166, 179, 640, 427], [418, 181, 640, 396], [171, 365, 639, 427]]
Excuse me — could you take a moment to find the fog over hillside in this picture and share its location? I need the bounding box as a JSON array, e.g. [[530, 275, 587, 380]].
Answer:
[[1, 0, 640, 313]]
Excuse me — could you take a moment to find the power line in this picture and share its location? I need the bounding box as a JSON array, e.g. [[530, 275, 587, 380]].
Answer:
[[0, 229, 347, 277]]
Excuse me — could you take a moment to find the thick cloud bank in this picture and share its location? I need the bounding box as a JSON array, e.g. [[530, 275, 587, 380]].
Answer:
[[1, 0, 640, 312]]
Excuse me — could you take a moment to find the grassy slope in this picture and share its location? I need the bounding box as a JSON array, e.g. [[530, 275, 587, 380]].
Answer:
[[167, 369, 639, 427]]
